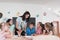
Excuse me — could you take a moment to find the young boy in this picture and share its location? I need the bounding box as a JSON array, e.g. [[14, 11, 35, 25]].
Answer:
[[26, 22, 36, 36]]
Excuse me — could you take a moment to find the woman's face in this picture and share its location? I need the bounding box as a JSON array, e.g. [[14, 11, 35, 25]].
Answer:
[[25, 14, 29, 19], [9, 20, 13, 25]]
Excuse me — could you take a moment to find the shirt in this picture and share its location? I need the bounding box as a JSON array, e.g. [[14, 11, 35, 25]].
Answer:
[[26, 27, 36, 36], [36, 27, 42, 34], [16, 17, 27, 30], [9, 24, 15, 33]]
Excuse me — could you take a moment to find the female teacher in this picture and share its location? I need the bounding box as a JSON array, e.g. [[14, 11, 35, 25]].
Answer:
[[16, 11, 31, 36]]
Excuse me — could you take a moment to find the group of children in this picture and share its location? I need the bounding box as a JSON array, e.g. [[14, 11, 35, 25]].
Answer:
[[26, 22, 54, 36], [0, 18, 54, 39]]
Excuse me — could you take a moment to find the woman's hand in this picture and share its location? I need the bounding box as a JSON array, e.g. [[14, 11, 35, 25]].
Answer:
[[17, 30, 22, 37]]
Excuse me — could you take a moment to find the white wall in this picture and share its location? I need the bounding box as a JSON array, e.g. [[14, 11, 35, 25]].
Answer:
[[0, 3, 60, 33]]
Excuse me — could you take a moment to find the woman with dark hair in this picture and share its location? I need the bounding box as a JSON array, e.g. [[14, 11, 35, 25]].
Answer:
[[16, 11, 31, 36], [21, 11, 30, 22]]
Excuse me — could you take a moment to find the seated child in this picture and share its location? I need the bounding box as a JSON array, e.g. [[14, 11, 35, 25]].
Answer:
[[26, 22, 36, 36], [36, 22, 43, 35], [43, 22, 54, 35], [0, 22, 11, 40], [1, 19, 13, 38]]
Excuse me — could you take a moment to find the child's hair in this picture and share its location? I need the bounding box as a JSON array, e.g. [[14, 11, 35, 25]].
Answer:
[[38, 22, 43, 27], [45, 22, 53, 32], [6, 19, 12, 23], [44, 22, 54, 35], [29, 22, 35, 26], [50, 22, 54, 27], [38, 22, 45, 33]]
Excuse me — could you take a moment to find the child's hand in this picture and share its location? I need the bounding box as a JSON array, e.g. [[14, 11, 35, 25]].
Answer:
[[4, 31, 12, 39], [49, 31, 53, 35], [43, 30, 45, 35]]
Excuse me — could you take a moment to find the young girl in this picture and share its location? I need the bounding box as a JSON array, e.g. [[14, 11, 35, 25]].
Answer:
[[43, 22, 54, 35], [36, 22, 43, 35], [1, 19, 13, 38]]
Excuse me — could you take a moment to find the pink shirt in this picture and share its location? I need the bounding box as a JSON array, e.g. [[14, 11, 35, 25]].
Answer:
[[0, 31, 6, 40], [36, 27, 42, 34], [2, 25, 11, 38]]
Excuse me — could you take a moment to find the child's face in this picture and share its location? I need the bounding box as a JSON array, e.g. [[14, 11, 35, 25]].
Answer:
[[9, 20, 13, 26], [29, 24, 34, 29], [45, 25, 49, 30], [37, 23, 40, 27]]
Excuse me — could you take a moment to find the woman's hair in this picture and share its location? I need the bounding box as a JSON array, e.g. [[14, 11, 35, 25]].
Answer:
[[6, 19, 12, 23], [21, 11, 31, 22]]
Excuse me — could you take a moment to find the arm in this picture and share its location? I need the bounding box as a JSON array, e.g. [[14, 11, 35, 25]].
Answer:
[[0, 31, 6, 40], [16, 17, 22, 31], [31, 28, 36, 36], [26, 28, 31, 36], [16, 21, 20, 31], [43, 30, 46, 35]]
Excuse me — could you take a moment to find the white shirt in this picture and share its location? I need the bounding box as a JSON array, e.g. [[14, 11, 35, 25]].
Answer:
[[16, 17, 27, 30]]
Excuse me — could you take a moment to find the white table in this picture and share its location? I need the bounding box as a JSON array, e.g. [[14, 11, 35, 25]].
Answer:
[[32, 35, 60, 40], [6, 35, 60, 40]]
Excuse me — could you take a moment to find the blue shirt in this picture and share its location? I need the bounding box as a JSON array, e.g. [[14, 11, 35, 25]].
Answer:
[[26, 27, 36, 36]]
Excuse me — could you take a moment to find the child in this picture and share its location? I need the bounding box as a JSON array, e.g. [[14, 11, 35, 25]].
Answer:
[[0, 22, 10, 40], [26, 22, 36, 36], [36, 22, 42, 35], [43, 22, 53, 35], [1, 19, 13, 38]]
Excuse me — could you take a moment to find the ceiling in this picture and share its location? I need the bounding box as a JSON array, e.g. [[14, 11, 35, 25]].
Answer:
[[0, 0, 60, 5], [0, 0, 60, 8]]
